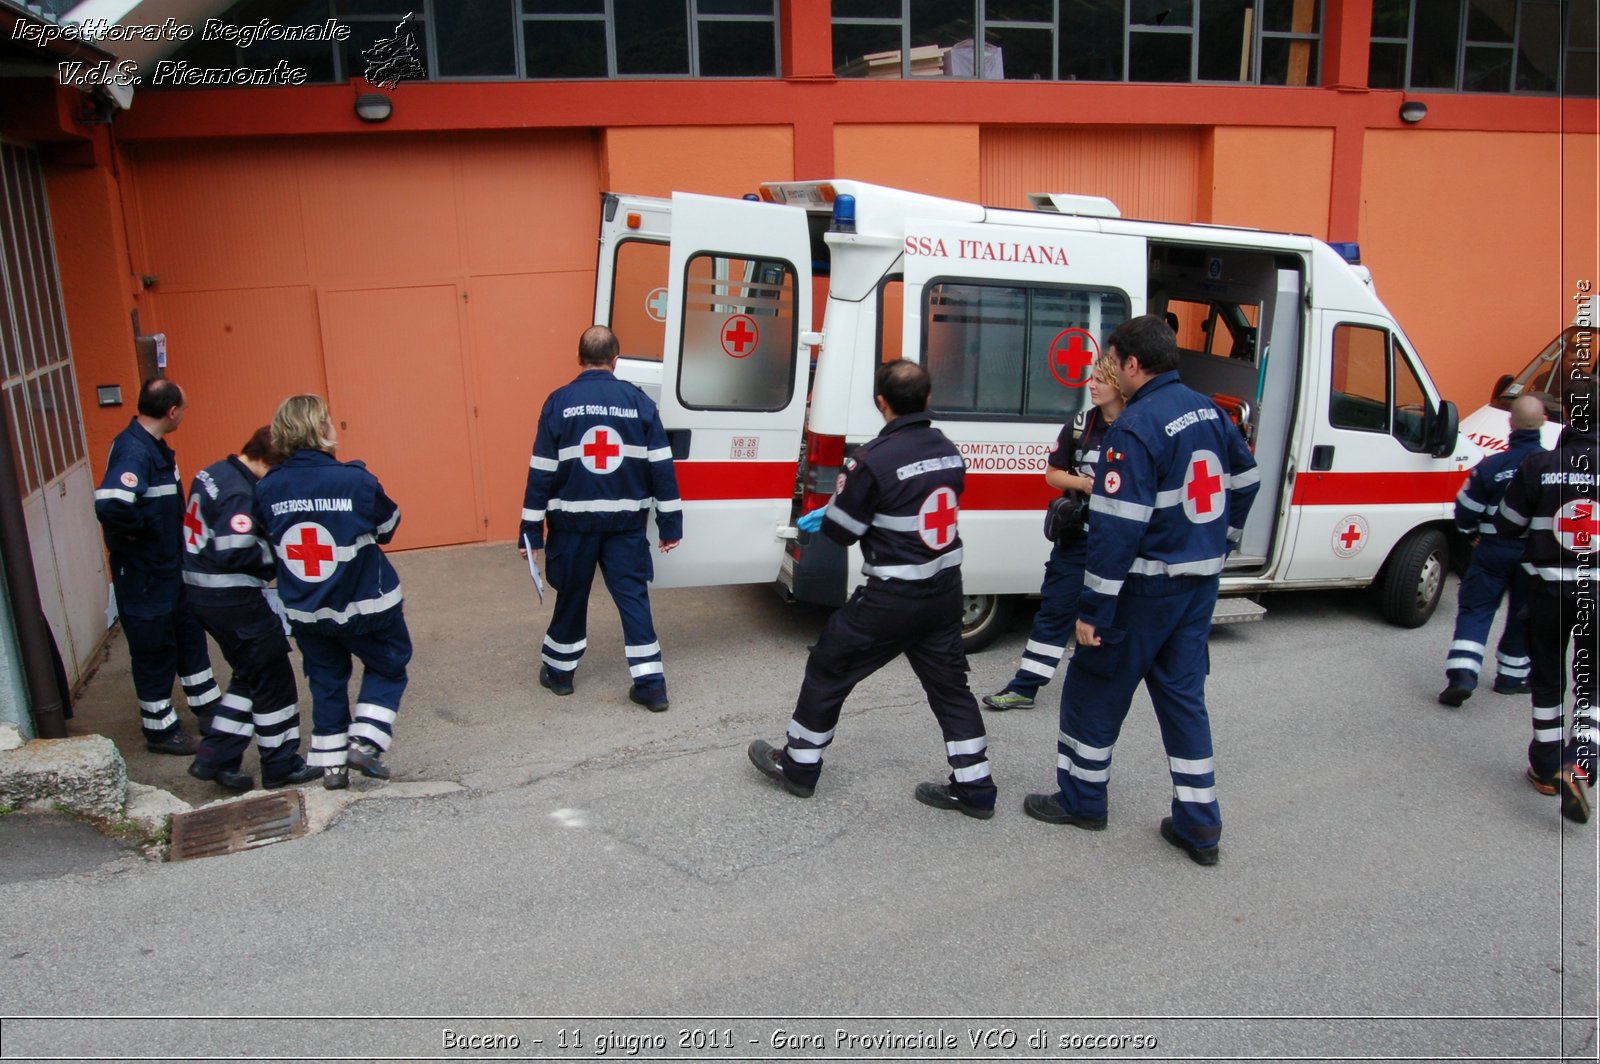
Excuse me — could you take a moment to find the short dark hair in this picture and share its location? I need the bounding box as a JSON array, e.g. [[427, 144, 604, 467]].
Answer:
[[874, 359, 931, 416], [578, 325, 620, 366], [1565, 374, 1595, 434], [137, 378, 183, 419], [240, 425, 283, 465], [1107, 315, 1179, 375]]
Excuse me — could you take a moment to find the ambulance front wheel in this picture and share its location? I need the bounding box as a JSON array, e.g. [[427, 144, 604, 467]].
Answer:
[[1379, 527, 1448, 628], [961, 594, 1013, 653]]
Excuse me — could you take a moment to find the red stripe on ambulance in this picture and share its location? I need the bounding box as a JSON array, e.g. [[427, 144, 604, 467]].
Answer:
[[1290, 470, 1462, 507], [675, 461, 796, 500]]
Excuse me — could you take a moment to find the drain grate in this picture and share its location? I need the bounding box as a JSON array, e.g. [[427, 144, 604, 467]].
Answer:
[[168, 790, 307, 861]]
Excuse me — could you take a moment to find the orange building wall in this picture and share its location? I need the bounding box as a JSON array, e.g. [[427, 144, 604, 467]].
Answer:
[[601, 126, 794, 199], [835, 125, 981, 202], [1561, 134, 1600, 321], [979, 127, 1203, 221], [1203, 126, 1334, 237], [1359, 129, 1596, 411]]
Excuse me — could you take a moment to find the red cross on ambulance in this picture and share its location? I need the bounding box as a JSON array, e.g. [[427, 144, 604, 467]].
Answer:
[[1555, 499, 1599, 555], [579, 425, 623, 475], [281, 522, 339, 583], [919, 486, 960, 550], [1180, 449, 1225, 524]]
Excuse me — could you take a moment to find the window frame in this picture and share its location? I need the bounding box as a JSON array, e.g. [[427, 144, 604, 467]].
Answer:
[[675, 248, 801, 414]]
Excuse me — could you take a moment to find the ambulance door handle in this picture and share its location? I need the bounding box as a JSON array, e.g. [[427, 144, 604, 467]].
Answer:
[[666, 429, 691, 461], [1309, 445, 1334, 471]]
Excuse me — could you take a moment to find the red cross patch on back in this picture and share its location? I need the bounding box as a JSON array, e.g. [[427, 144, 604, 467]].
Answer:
[[281, 522, 339, 583], [919, 486, 959, 550], [1181, 449, 1225, 525], [580, 425, 623, 475]]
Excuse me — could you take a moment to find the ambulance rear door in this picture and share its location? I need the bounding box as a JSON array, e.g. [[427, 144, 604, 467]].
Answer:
[[643, 192, 814, 587], [595, 193, 673, 401], [899, 216, 1146, 597]]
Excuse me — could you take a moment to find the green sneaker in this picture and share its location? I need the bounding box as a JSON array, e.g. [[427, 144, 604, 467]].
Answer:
[[982, 689, 1036, 711]]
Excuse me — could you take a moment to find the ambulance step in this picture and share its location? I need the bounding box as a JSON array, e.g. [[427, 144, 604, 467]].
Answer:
[[1212, 596, 1266, 626]]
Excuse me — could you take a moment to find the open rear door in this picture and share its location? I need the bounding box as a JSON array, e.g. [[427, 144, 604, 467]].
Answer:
[[641, 192, 813, 587]]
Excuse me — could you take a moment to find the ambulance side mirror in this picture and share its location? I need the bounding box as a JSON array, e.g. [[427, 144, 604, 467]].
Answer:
[[1492, 374, 1514, 402], [1427, 400, 1459, 458]]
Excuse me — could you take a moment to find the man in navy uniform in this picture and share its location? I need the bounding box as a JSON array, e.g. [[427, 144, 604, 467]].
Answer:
[[183, 426, 320, 792], [1438, 394, 1547, 706], [1024, 315, 1259, 864], [748, 359, 996, 819], [1495, 374, 1598, 823], [257, 394, 410, 791], [94, 378, 219, 754], [521, 325, 682, 712]]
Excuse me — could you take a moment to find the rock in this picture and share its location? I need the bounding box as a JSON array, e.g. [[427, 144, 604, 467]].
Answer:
[[0, 724, 22, 753], [0, 735, 127, 820], [123, 781, 192, 838]]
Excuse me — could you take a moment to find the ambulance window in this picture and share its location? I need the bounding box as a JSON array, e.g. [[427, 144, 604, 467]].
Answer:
[[609, 239, 669, 362], [1392, 341, 1431, 451], [678, 252, 797, 411], [922, 281, 1129, 420], [877, 277, 904, 363], [1329, 324, 1391, 433]]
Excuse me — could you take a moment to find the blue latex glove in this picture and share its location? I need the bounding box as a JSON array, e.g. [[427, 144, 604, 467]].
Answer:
[[796, 505, 827, 533]]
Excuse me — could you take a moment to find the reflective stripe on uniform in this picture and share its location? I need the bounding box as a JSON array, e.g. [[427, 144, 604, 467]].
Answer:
[[284, 585, 403, 625], [861, 548, 962, 582]]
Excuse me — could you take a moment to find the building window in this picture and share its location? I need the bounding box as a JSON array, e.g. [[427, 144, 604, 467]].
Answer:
[[1369, 0, 1593, 95], [832, 0, 1320, 84], [159, 0, 778, 84]]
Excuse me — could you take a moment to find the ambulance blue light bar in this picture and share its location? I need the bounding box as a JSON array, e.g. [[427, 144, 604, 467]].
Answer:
[[1329, 242, 1362, 265], [831, 194, 857, 234]]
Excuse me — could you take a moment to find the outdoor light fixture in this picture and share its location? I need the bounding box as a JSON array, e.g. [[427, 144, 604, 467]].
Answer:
[[354, 93, 393, 122], [1399, 100, 1428, 124]]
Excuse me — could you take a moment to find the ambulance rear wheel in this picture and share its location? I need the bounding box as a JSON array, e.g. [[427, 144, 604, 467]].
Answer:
[[1379, 527, 1448, 628], [961, 594, 1013, 653]]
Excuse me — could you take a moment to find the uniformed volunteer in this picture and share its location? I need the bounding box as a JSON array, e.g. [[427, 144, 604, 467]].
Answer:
[[520, 325, 682, 713], [748, 359, 996, 818], [183, 427, 320, 792], [1023, 315, 1259, 864], [93, 378, 220, 754], [1494, 374, 1598, 823], [256, 394, 411, 791], [1438, 394, 1547, 707], [984, 352, 1127, 711]]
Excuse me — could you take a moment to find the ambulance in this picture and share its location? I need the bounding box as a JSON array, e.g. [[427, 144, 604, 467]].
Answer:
[[593, 180, 1471, 649], [1458, 293, 1595, 454]]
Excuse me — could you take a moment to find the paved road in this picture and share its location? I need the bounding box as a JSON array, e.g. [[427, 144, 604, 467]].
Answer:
[[1, 543, 1595, 1062]]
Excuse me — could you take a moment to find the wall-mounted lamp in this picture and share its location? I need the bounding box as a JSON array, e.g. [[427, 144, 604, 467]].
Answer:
[[1399, 100, 1428, 124], [354, 93, 393, 122]]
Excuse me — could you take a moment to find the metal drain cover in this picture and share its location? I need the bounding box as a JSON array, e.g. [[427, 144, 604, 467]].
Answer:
[[168, 790, 307, 861]]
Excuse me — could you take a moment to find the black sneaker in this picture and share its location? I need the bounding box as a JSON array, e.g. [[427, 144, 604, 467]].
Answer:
[[1493, 678, 1531, 695], [1437, 684, 1472, 707], [146, 730, 197, 756], [1022, 792, 1106, 830], [262, 763, 323, 789], [1160, 816, 1220, 866], [1526, 766, 1559, 796], [747, 739, 814, 798], [913, 781, 994, 820], [629, 687, 670, 713], [187, 760, 253, 792], [539, 666, 574, 696], [347, 739, 391, 780], [323, 766, 349, 791], [1560, 767, 1591, 824]]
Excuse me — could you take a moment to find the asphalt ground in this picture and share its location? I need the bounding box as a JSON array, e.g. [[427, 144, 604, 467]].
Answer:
[[1, 542, 1596, 1062]]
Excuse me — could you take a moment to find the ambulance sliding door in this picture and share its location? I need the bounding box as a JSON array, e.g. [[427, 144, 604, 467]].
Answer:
[[647, 192, 813, 587]]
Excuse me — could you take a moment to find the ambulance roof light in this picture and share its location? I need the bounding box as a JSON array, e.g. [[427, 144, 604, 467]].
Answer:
[[743, 193, 760, 201], [831, 194, 857, 234], [1329, 241, 1362, 265], [1027, 193, 1121, 218]]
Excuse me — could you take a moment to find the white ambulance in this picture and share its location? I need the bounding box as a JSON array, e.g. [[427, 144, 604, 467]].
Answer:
[[1458, 293, 1594, 454], [594, 180, 1471, 648]]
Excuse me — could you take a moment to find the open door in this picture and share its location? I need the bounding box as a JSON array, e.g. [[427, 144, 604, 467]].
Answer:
[[615, 191, 813, 587]]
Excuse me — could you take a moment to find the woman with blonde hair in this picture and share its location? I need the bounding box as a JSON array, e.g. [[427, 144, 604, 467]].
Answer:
[[255, 394, 411, 790], [984, 349, 1127, 711]]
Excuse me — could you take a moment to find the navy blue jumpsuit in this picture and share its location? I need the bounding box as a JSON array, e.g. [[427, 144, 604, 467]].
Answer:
[[520, 368, 682, 701], [94, 418, 220, 741], [1057, 371, 1259, 850], [1443, 426, 1545, 695], [183, 454, 310, 780], [256, 450, 410, 770], [778, 412, 995, 809]]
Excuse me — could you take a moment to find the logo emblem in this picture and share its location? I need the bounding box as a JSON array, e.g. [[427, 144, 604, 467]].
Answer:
[[721, 314, 760, 358], [182, 496, 206, 548], [1181, 450, 1225, 524], [120, 471, 138, 488], [1047, 328, 1098, 388], [1332, 514, 1369, 558], [1555, 499, 1599, 555], [580, 425, 623, 475], [1104, 471, 1122, 495], [918, 486, 959, 550], [229, 513, 254, 534], [281, 522, 338, 583]]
